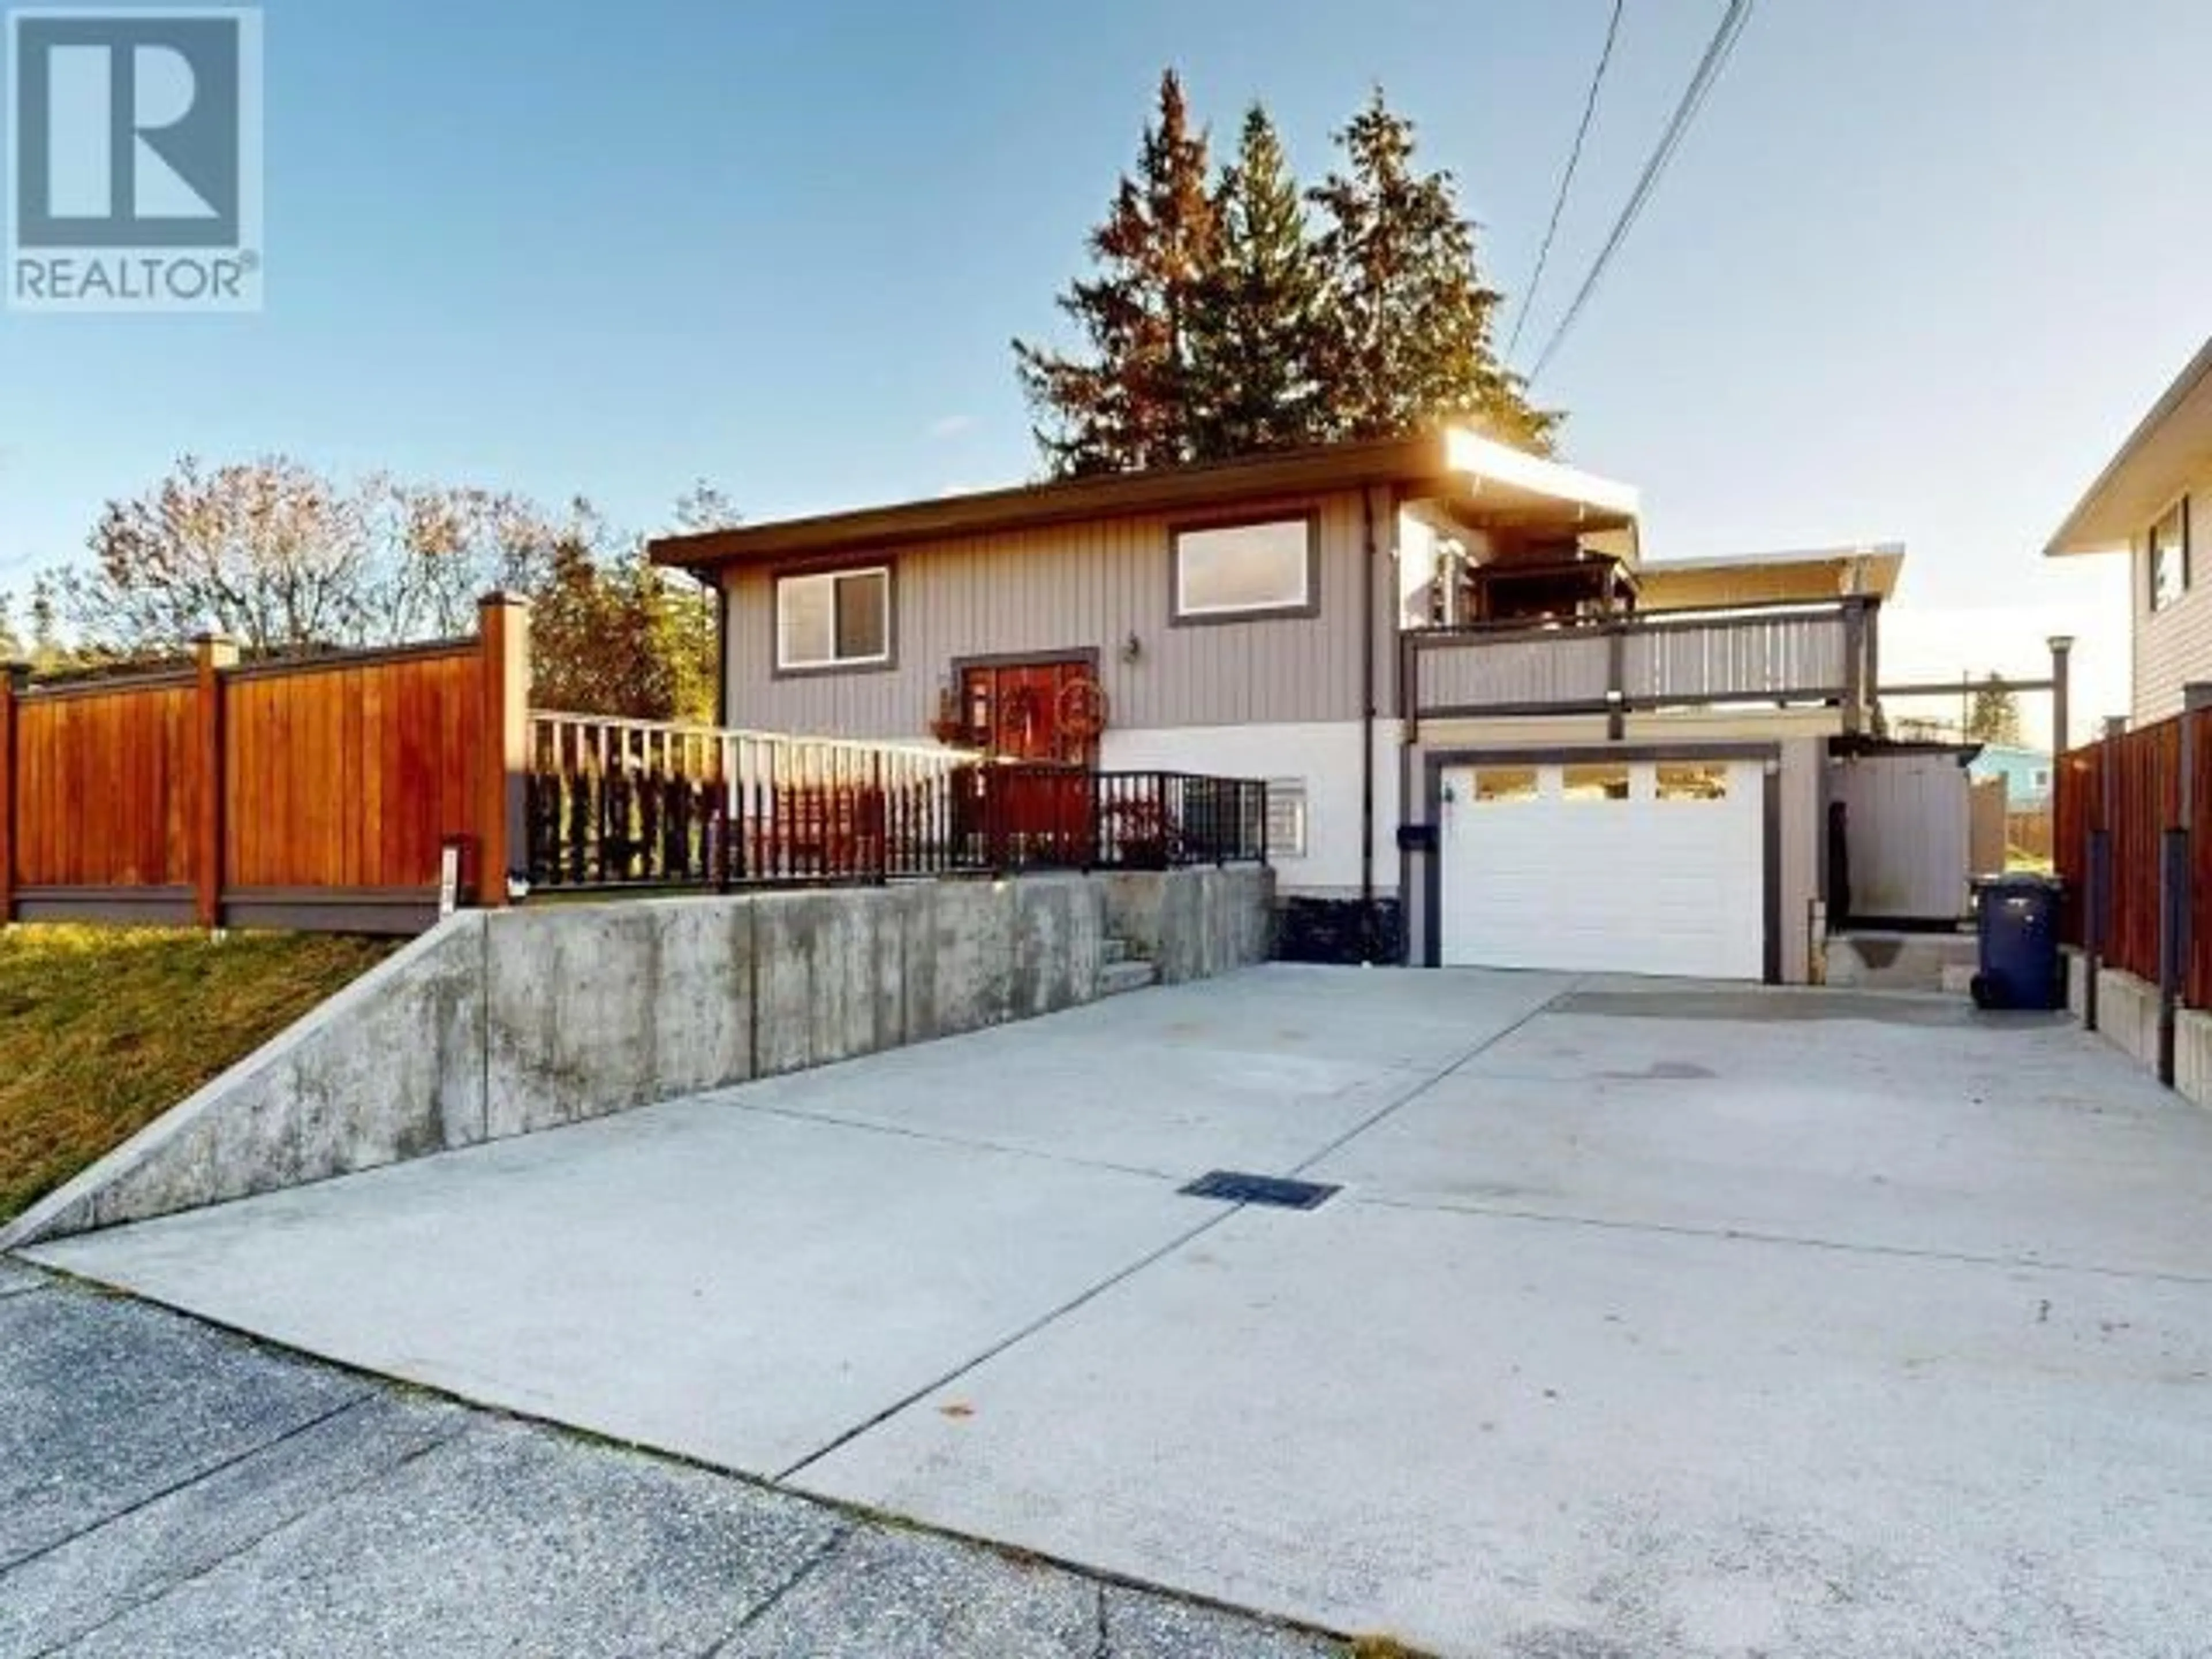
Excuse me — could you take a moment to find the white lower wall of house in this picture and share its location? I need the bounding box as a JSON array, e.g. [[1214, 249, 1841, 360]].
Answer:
[[1100, 721, 1402, 896]]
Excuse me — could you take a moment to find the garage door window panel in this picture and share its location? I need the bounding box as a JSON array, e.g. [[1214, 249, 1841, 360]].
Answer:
[[1562, 763, 1631, 802], [1658, 763, 1730, 801], [1473, 767, 1540, 804]]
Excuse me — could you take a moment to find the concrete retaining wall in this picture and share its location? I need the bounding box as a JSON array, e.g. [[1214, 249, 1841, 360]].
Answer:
[[1100, 866, 1273, 983], [2059, 948, 2212, 1112], [2, 868, 1270, 1247]]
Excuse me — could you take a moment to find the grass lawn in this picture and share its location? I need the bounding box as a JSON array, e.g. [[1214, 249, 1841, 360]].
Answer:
[[0, 926, 397, 1224]]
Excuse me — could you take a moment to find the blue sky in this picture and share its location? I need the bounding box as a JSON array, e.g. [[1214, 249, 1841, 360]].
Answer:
[[5, 0, 2206, 734]]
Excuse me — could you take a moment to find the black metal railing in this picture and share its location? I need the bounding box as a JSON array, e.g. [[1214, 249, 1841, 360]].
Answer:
[[959, 767, 1270, 873], [523, 713, 1268, 893]]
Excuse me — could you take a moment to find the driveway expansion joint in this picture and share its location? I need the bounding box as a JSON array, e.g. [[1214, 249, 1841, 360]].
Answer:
[[1349, 1191, 2212, 1287], [715, 1095, 1179, 1184], [772, 1203, 1241, 1484], [1286, 978, 1578, 1178]]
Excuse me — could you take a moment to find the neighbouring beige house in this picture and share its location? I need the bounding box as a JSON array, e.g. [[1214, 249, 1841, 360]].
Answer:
[[655, 429, 1910, 981], [2046, 334, 2212, 725]]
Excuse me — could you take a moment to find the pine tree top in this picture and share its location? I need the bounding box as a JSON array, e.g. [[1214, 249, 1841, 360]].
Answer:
[[1018, 74, 1562, 476]]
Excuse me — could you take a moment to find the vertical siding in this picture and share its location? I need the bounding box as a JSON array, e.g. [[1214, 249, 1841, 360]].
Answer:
[[723, 490, 1388, 738], [2123, 539, 2212, 725], [2133, 490, 2212, 724], [1830, 751, 1970, 922]]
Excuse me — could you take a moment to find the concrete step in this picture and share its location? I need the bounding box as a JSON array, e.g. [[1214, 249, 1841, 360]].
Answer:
[[1099, 959, 1158, 998], [1823, 930, 1978, 994]]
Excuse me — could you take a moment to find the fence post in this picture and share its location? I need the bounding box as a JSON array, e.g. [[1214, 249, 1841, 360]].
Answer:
[[478, 592, 532, 907], [1604, 622, 1626, 742], [192, 635, 238, 930], [0, 662, 25, 925], [2049, 634, 2075, 754], [2165, 683, 2212, 1083], [2087, 717, 2128, 1031], [2084, 821, 2105, 1033], [1842, 598, 1868, 737]]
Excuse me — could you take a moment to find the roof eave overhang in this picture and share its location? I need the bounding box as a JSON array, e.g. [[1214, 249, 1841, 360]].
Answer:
[[2045, 335, 2212, 558], [651, 427, 1642, 572], [650, 434, 1438, 571]]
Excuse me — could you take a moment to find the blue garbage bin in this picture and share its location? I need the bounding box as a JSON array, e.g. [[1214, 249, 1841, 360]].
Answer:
[[1970, 873, 2065, 1011]]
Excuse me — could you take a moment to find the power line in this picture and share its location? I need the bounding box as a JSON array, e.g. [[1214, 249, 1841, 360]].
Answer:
[[1505, 0, 1626, 366], [1527, 0, 1756, 386]]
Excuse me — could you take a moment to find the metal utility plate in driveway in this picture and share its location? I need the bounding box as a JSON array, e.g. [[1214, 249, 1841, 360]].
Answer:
[[1179, 1170, 1341, 1210]]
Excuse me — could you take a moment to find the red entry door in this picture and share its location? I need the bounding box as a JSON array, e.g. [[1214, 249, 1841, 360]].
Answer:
[[960, 658, 1099, 766], [959, 657, 1098, 864]]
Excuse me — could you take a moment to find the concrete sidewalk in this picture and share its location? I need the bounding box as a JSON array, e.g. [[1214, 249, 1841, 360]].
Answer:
[[0, 1269, 1336, 1658], [25, 967, 2212, 1656]]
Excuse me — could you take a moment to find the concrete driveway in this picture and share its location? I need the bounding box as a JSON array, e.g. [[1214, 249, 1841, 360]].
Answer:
[[24, 967, 2212, 1657]]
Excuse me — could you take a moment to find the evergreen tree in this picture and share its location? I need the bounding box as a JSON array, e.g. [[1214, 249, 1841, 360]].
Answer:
[[1014, 70, 1218, 475], [1966, 674, 2023, 747], [1186, 105, 1332, 460], [1308, 89, 1556, 450]]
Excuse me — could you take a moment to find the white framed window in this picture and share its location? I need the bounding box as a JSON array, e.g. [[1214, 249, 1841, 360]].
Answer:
[[1173, 516, 1314, 621], [1265, 778, 1309, 858], [776, 566, 891, 671], [2149, 497, 2189, 613]]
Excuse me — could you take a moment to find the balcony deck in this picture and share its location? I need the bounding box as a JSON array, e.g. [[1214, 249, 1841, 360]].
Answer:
[[1403, 596, 1877, 731]]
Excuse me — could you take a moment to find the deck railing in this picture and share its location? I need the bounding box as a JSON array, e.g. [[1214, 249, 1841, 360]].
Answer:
[[525, 713, 1268, 891], [1404, 597, 1876, 728], [965, 767, 1270, 873]]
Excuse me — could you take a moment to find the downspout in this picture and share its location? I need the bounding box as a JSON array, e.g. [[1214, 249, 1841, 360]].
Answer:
[[1397, 568, 1415, 968], [1361, 487, 1378, 963]]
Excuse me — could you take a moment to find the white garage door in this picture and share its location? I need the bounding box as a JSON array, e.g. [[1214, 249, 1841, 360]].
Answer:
[[1440, 757, 1766, 979]]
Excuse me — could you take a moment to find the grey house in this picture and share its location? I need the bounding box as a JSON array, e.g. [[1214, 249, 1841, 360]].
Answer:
[[656, 429, 1893, 981]]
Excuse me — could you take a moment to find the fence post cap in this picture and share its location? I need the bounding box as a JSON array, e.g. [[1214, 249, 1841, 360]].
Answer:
[[2048, 634, 2076, 653], [190, 633, 240, 666], [2184, 682, 2212, 714], [1, 660, 30, 689], [477, 589, 533, 612]]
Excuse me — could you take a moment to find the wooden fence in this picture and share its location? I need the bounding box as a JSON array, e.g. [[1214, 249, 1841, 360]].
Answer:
[[0, 595, 1271, 935], [2054, 704, 2212, 1014], [2007, 806, 2054, 861], [0, 594, 528, 933]]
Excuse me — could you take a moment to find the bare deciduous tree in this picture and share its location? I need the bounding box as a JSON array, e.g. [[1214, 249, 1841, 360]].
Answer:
[[50, 454, 724, 721]]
